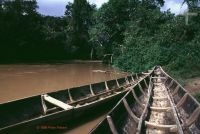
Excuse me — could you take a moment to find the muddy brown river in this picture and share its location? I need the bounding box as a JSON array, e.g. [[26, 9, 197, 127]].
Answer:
[[0, 61, 126, 133]]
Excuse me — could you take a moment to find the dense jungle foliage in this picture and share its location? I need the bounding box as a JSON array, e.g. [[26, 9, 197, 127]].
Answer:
[[0, 0, 200, 80]]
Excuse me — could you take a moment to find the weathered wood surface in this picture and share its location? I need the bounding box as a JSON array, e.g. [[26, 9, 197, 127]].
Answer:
[[90, 66, 200, 134], [0, 69, 152, 133]]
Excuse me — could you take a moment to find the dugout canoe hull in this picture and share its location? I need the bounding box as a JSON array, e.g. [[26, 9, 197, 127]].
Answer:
[[90, 66, 200, 134], [0, 70, 153, 134]]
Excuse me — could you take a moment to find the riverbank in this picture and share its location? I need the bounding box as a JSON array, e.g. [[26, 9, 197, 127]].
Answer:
[[0, 60, 103, 65], [184, 77, 200, 102]]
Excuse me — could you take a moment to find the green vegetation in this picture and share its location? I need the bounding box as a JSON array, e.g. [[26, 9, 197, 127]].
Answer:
[[0, 0, 200, 85], [111, 1, 200, 78], [0, 0, 95, 62], [89, 0, 200, 83]]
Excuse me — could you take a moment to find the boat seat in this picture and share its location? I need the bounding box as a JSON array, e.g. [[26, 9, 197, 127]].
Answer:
[[42, 94, 73, 110]]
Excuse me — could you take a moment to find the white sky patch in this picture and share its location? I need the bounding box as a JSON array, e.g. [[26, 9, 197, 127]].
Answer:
[[37, 0, 188, 16], [37, 0, 71, 16], [161, 0, 188, 15], [88, 0, 109, 8], [37, 0, 108, 16], [38, 0, 73, 4]]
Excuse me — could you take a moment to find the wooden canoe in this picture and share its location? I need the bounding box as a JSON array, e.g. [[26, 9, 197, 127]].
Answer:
[[90, 66, 200, 134], [0, 69, 153, 133]]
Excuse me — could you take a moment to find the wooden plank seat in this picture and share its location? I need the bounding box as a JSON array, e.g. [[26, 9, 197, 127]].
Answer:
[[42, 94, 73, 110]]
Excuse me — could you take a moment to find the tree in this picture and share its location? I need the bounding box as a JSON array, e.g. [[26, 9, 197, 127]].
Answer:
[[183, 0, 199, 9], [89, 0, 131, 60], [0, 0, 42, 62], [65, 0, 95, 59], [0, 0, 3, 12], [113, 0, 200, 78]]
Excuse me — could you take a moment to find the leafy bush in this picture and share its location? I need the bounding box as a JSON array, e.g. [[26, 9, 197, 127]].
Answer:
[[114, 5, 200, 80]]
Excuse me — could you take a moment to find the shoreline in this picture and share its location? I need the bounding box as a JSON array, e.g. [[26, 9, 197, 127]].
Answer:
[[0, 60, 103, 65]]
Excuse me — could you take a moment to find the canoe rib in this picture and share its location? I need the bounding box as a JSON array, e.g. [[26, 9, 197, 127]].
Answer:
[[90, 66, 200, 134], [122, 99, 139, 123], [107, 115, 118, 134], [145, 121, 177, 131], [89, 73, 153, 134], [0, 70, 149, 132]]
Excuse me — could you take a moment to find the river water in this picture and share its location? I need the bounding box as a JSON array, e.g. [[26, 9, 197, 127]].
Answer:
[[0, 61, 126, 133]]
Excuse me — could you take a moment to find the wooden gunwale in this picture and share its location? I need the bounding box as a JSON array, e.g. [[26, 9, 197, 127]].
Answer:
[[0, 72, 148, 133]]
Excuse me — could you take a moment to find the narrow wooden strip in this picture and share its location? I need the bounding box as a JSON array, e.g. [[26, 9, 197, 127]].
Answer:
[[136, 73, 139, 79], [43, 94, 73, 110], [41, 95, 47, 115], [89, 84, 95, 96], [122, 98, 140, 123], [107, 115, 118, 134], [131, 75, 134, 82], [68, 89, 74, 102], [144, 79, 149, 89], [131, 90, 145, 108], [150, 107, 171, 112], [142, 72, 150, 75], [185, 107, 200, 127], [46, 107, 57, 112], [145, 121, 177, 131], [138, 83, 146, 96], [137, 78, 153, 134], [161, 85, 184, 134], [116, 79, 120, 87], [105, 81, 109, 91], [168, 80, 174, 89], [172, 85, 180, 96], [176, 93, 188, 108], [151, 77, 166, 79], [153, 96, 168, 100]]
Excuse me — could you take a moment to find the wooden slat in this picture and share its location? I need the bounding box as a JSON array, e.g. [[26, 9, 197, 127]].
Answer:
[[151, 77, 166, 79], [89, 84, 95, 96], [41, 95, 47, 114], [68, 89, 74, 102], [138, 83, 147, 96], [142, 72, 150, 75], [150, 107, 172, 112], [145, 121, 177, 132], [168, 80, 174, 89], [172, 85, 180, 96], [107, 115, 118, 134], [43, 94, 73, 110], [131, 90, 145, 108], [153, 96, 168, 100], [144, 79, 149, 89], [123, 99, 140, 123], [176, 93, 188, 108], [185, 107, 200, 127]]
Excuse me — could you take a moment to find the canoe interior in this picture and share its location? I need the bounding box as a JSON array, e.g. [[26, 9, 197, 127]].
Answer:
[[90, 66, 200, 134], [90, 76, 151, 134], [165, 76, 200, 133], [91, 82, 106, 95], [0, 96, 43, 129], [0, 71, 150, 132], [70, 85, 92, 101]]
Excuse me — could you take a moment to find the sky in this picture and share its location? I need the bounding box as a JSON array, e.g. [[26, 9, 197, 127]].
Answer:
[[37, 0, 188, 17], [37, 0, 109, 16], [161, 0, 188, 15]]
